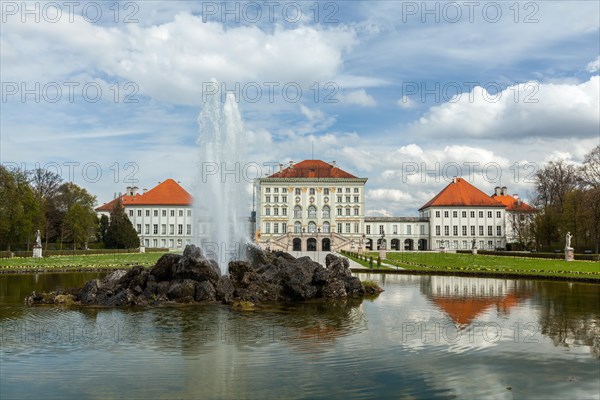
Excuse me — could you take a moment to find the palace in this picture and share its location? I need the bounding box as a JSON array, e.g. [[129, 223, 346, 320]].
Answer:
[[96, 160, 536, 252]]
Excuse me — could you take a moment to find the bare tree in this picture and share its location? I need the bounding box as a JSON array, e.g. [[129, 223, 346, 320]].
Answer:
[[580, 145, 600, 189], [534, 160, 578, 210]]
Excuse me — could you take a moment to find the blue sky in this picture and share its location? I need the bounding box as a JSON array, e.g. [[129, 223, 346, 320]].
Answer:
[[1, 1, 599, 215]]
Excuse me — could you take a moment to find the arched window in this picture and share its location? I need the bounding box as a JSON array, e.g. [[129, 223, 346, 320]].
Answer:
[[308, 205, 317, 219], [322, 221, 330, 233], [322, 206, 330, 219], [294, 221, 302, 233], [294, 205, 302, 219], [308, 221, 317, 233]]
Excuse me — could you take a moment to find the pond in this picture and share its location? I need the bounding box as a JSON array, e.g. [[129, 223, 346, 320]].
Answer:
[[1, 272, 598, 399]]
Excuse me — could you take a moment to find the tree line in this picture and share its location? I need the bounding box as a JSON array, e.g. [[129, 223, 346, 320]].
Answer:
[[0, 166, 139, 252], [533, 145, 600, 253]]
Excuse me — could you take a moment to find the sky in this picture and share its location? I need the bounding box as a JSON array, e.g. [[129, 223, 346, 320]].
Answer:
[[1, 0, 599, 216]]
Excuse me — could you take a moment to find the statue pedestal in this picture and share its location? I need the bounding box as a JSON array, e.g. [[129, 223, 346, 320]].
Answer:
[[32, 245, 43, 258], [379, 249, 387, 260], [564, 247, 574, 262], [139, 246, 145, 254], [472, 248, 478, 255]]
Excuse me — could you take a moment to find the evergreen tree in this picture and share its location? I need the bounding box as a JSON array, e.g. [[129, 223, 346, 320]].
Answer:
[[97, 215, 109, 243], [104, 199, 140, 249]]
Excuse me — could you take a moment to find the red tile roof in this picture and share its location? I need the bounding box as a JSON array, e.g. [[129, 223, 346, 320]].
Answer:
[[491, 195, 536, 212], [432, 293, 519, 326], [267, 160, 358, 179], [96, 179, 192, 211], [419, 178, 505, 210]]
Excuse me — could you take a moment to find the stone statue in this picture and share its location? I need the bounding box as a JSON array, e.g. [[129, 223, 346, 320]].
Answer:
[[471, 237, 477, 249], [35, 230, 42, 247], [565, 232, 572, 249]]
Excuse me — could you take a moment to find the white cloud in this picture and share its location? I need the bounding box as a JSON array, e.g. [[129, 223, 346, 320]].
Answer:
[[367, 188, 413, 203], [366, 209, 394, 217], [339, 89, 376, 107], [586, 56, 600, 73], [396, 96, 415, 109]]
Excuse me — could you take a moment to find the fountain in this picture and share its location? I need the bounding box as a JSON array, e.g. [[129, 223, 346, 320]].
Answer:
[[195, 85, 249, 273]]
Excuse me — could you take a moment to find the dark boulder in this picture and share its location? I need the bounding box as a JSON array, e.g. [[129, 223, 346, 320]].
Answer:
[[215, 275, 235, 304], [195, 281, 216, 302], [150, 253, 182, 281]]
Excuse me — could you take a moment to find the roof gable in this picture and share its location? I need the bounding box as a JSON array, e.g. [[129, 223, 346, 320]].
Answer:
[[419, 178, 505, 210], [267, 160, 358, 179], [96, 179, 192, 211], [491, 195, 536, 212]]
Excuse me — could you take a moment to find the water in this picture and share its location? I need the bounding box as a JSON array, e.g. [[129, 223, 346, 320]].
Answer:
[[195, 87, 249, 272], [1, 272, 599, 399]]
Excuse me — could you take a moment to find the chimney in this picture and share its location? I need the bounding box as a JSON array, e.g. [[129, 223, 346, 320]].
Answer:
[[453, 176, 457, 184], [279, 163, 283, 172], [289, 160, 294, 168], [113, 192, 117, 199], [143, 188, 148, 194], [125, 186, 132, 196], [332, 160, 337, 168], [131, 186, 139, 196], [513, 194, 519, 200], [494, 186, 501, 196], [501, 186, 508, 196]]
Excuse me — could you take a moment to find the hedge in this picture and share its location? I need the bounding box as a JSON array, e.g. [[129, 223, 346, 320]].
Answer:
[[456, 249, 599, 262]]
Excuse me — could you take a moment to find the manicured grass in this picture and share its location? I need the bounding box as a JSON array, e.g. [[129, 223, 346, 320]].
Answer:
[[0, 252, 169, 272], [349, 251, 600, 280]]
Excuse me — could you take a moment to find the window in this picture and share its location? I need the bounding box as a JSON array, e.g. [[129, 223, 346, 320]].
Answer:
[[463, 240, 468, 249], [379, 225, 384, 234], [444, 211, 449, 218], [178, 224, 183, 235], [420, 225, 425, 235], [265, 207, 270, 216], [322, 222, 330, 233], [282, 188, 287, 193], [453, 226, 458, 236], [136, 224, 141, 234], [337, 188, 342, 193], [487, 211, 492, 218], [324, 188, 329, 195], [488, 226, 493, 236], [444, 226, 449, 236], [187, 224, 191, 235], [153, 224, 158, 234], [346, 188, 351, 193], [179, 210, 183, 217], [308, 206, 317, 218], [393, 225, 398, 234], [354, 188, 359, 193], [295, 188, 301, 195], [436, 226, 441, 235], [366, 225, 371, 235], [345, 208, 351, 216], [153, 239, 157, 248], [129, 210, 133, 216], [169, 239, 174, 248], [345, 223, 351, 233], [496, 211, 501, 218], [462, 211, 467, 218], [471, 226, 475, 236], [161, 224, 166, 234], [462, 226, 467, 236], [187, 210, 191, 217], [171, 210, 175, 217], [274, 223, 279, 234], [309, 188, 315, 195], [154, 210, 158, 217], [274, 188, 279, 193], [137, 210, 142, 217], [265, 223, 270, 234], [479, 226, 484, 236], [496, 226, 502, 236], [170, 224, 174, 235], [488, 240, 493, 250], [337, 208, 342, 216], [162, 210, 167, 217], [470, 211, 475, 218], [322, 206, 330, 219], [479, 211, 483, 218], [453, 211, 458, 218], [146, 210, 150, 217], [308, 222, 317, 233], [436, 211, 440, 218], [282, 196, 287, 203], [337, 196, 342, 203], [337, 223, 342, 233], [266, 188, 270, 193], [282, 208, 287, 216], [145, 224, 150, 234], [274, 196, 278, 203], [354, 208, 359, 216], [345, 196, 350, 203], [354, 196, 359, 203], [407, 225, 412, 235], [294, 206, 302, 218], [294, 221, 301, 233], [282, 223, 287, 233], [161, 239, 166, 247], [354, 223, 359, 233], [274, 207, 279, 216]]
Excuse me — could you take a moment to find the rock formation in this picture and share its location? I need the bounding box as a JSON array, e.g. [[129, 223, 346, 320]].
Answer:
[[25, 245, 383, 307]]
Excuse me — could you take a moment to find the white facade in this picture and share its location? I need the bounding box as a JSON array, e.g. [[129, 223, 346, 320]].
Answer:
[[364, 217, 430, 250]]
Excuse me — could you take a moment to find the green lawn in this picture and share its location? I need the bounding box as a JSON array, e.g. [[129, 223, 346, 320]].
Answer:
[[0, 252, 169, 271], [350, 251, 600, 280]]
